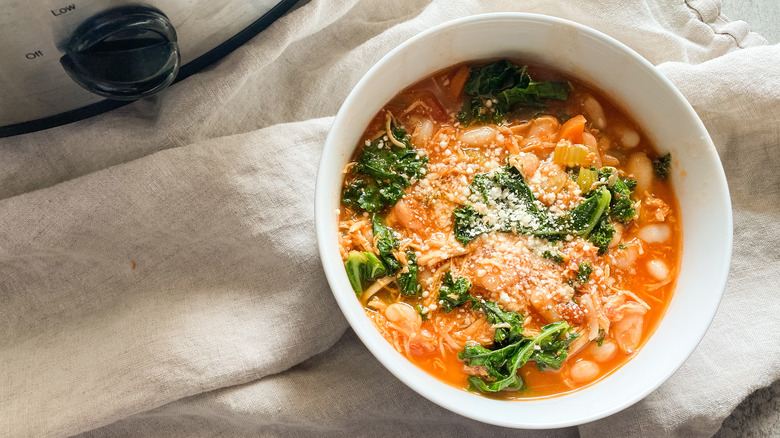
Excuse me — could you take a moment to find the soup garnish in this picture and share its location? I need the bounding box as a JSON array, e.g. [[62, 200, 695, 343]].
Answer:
[[338, 59, 680, 398]]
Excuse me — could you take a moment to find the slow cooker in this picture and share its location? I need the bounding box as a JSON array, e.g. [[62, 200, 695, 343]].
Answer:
[[0, 0, 298, 137]]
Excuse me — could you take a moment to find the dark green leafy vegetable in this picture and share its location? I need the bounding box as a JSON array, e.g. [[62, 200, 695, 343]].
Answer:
[[481, 300, 524, 345], [542, 249, 564, 264], [568, 187, 611, 236], [460, 342, 523, 391], [342, 124, 428, 212], [576, 261, 593, 283], [372, 214, 401, 274], [342, 178, 389, 213], [653, 152, 672, 179], [588, 212, 616, 255], [437, 271, 479, 313], [468, 173, 493, 203], [453, 205, 488, 246], [344, 251, 386, 295], [453, 165, 568, 246], [595, 329, 606, 347], [457, 60, 569, 126], [492, 165, 552, 225], [425, 270, 579, 393], [355, 128, 426, 184], [460, 320, 577, 392], [398, 250, 422, 296], [455, 166, 621, 248], [532, 323, 580, 371], [598, 167, 637, 223], [372, 215, 421, 294], [415, 304, 429, 321], [567, 166, 636, 254]]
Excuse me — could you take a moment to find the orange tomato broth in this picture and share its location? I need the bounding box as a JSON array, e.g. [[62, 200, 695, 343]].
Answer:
[[338, 60, 681, 399]]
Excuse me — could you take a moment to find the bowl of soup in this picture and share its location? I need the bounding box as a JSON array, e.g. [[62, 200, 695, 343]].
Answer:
[[315, 13, 731, 428]]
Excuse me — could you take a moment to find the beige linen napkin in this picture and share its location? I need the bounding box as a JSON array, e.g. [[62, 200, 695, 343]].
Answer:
[[1, 1, 778, 437]]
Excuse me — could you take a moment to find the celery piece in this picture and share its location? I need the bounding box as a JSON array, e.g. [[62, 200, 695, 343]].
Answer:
[[577, 166, 598, 194]]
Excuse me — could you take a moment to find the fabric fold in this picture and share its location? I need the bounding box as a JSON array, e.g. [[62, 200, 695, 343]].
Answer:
[[1, 119, 348, 437], [1, 1, 777, 437]]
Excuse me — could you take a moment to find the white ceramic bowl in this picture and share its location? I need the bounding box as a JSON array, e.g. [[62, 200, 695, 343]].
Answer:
[[315, 13, 732, 428]]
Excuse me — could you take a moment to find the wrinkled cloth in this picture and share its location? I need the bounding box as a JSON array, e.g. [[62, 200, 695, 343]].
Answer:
[[1, 1, 778, 437]]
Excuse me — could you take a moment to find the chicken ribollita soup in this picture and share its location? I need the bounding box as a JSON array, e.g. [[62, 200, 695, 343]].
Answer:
[[337, 60, 680, 398]]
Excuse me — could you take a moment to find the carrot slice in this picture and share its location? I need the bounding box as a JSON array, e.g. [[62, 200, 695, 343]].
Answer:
[[558, 114, 587, 144], [448, 66, 470, 99]]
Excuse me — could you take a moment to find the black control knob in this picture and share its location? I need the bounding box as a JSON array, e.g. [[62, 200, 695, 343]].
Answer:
[[60, 6, 180, 100]]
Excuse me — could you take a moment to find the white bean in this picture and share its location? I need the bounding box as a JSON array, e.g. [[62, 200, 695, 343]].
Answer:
[[602, 154, 620, 167], [411, 119, 434, 148], [527, 115, 560, 139], [608, 223, 624, 249], [638, 224, 671, 243], [646, 259, 670, 281], [627, 152, 654, 196], [385, 302, 421, 336], [385, 302, 418, 323], [570, 360, 601, 383], [459, 126, 497, 147], [588, 339, 618, 362], [620, 128, 640, 148], [584, 96, 606, 130]]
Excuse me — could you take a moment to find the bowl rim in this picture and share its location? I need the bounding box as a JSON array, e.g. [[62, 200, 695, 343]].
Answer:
[[315, 12, 733, 429]]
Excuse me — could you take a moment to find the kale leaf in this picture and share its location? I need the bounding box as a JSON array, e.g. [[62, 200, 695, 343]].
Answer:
[[398, 250, 422, 296], [481, 300, 524, 345], [457, 60, 569, 126], [342, 178, 402, 213], [576, 261, 593, 283], [588, 212, 616, 255], [598, 167, 637, 223], [595, 328, 606, 347], [542, 249, 564, 264], [468, 173, 494, 203], [563, 166, 636, 255], [568, 186, 612, 236], [460, 320, 577, 392], [653, 152, 672, 179], [492, 165, 551, 225], [372, 215, 421, 295], [453, 165, 568, 246], [372, 214, 401, 275], [342, 124, 428, 213], [453, 205, 487, 246], [415, 304, 429, 321], [344, 251, 386, 296], [532, 322, 580, 371], [437, 271, 479, 313], [355, 129, 426, 185], [454, 166, 620, 248], [460, 342, 525, 392]]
